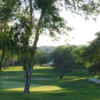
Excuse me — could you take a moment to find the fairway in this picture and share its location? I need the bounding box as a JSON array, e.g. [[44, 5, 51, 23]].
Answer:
[[0, 66, 100, 100], [1, 81, 62, 92]]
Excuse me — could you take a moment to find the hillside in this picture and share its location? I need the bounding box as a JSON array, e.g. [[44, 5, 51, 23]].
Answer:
[[37, 45, 85, 52], [37, 46, 57, 52]]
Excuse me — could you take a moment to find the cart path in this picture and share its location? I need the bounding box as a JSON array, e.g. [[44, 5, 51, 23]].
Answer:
[[89, 78, 100, 84]]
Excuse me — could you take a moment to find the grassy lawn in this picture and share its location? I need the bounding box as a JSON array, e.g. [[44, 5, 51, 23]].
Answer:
[[0, 65, 100, 100]]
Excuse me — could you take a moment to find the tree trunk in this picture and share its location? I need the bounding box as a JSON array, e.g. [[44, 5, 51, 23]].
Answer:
[[23, 63, 33, 94], [23, 71, 31, 94], [0, 48, 5, 70], [59, 72, 63, 79], [23, 0, 44, 94], [23, 0, 33, 94]]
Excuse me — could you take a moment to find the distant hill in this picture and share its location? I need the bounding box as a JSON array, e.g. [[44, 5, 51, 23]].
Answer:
[[71, 45, 84, 48], [37, 45, 85, 52], [37, 46, 57, 52]]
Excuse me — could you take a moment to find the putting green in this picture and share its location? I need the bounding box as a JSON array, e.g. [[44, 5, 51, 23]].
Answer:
[[1, 81, 62, 92]]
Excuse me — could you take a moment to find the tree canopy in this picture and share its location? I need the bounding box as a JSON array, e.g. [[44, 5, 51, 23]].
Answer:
[[81, 32, 100, 77], [51, 46, 76, 79]]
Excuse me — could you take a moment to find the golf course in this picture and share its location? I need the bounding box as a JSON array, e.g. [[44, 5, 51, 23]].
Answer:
[[0, 65, 100, 100]]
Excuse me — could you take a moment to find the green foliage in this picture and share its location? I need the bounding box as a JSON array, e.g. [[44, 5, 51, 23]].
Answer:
[[34, 51, 49, 65], [82, 31, 100, 77], [50, 45, 88, 78], [0, 50, 18, 69], [72, 45, 87, 73], [51, 46, 76, 79], [88, 62, 100, 77], [36, 51, 48, 65], [0, 0, 21, 70], [65, 0, 100, 19]]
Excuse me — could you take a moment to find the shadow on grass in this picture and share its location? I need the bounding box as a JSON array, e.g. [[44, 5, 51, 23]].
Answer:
[[1, 68, 57, 79], [1, 66, 100, 100], [1, 86, 100, 100], [57, 78, 95, 90], [1, 76, 100, 100], [1, 71, 24, 77], [32, 68, 57, 78]]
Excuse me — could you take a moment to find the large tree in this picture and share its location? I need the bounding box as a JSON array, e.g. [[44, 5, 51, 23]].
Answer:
[[0, 0, 21, 70], [51, 46, 76, 79], [72, 45, 87, 73], [11, 0, 70, 94], [82, 32, 100, 77], [1, 0, 100, 94]]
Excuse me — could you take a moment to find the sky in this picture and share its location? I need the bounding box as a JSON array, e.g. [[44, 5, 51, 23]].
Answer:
[[37, 9, 100, 47]]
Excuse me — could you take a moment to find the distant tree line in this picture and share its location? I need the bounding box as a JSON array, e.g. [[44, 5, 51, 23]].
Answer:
[[50, 45, 87, 79]]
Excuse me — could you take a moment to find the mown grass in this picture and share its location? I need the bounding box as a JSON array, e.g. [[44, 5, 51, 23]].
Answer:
[[0, 65, 100, 100]]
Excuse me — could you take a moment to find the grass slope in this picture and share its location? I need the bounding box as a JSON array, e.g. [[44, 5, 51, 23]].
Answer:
[[0, 65, 100, 100]]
